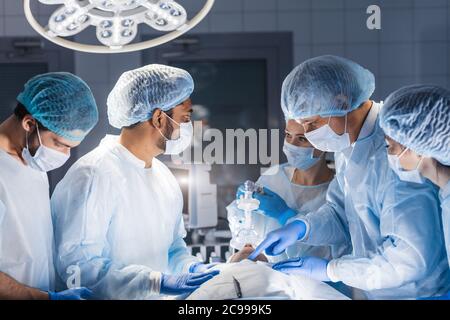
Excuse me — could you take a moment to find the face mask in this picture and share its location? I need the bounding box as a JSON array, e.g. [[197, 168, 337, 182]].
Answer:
[[22, 124, 70, 172], [304, 114, 351, 153], [283, 141, 321, 171], [387, 148, 424, 184], [157, 112, 193, 155]]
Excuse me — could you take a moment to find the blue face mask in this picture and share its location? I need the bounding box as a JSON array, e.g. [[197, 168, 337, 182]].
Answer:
[[283, 141, 321, 171]]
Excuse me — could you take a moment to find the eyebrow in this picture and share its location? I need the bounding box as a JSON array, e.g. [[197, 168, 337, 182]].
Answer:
[[285, 130, 305, 136], [55, 139, 73, 148]]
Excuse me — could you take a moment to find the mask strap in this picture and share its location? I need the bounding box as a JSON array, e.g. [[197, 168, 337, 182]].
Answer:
[[156, 126, 170, 142], [25, 131, 30, 150], [35, 123, 43, 146], [415, 155, 424, 170], [162, 111, 181, 128], [327, 114, 348, 134], [398, 147, 409, 159]]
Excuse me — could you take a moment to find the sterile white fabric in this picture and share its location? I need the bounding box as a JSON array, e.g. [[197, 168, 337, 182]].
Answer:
[[0, 149, 55, 291], [51, 135, 200, 299], [187, 260, 349, 300]]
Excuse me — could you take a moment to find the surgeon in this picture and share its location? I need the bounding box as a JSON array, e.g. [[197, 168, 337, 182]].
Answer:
[[0, 72, 98, 299], [51, 64, 219, 300], [229, 119, 348, 262], [379, 84, 450, 300], [248, 56, 450, 299]]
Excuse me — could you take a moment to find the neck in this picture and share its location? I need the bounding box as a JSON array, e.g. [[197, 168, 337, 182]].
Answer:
[[0, 116, 26, 162], [347, 100, 373, 143], [292, 158, 334, 186], [119, 128, 162, 168]]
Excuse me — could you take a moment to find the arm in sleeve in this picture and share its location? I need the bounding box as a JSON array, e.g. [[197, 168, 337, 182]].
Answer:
[[440, 181, 450, 268], [51, 167, 161, 299], [297, 177, 350, 247], [327, 181, 443, 291], [168, 212, 200, 274]]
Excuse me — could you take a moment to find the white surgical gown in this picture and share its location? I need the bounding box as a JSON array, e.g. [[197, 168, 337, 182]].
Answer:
[[298, 102, 450, 299], [51, 135, 200, 299], [441, 181, 450, 267], [227, 163, 348, 263], [0, 149, 55, 291]]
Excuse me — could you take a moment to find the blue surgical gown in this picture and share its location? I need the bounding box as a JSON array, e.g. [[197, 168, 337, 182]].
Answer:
[[298, 103, 450, 299], [441, 181, 450, 267]]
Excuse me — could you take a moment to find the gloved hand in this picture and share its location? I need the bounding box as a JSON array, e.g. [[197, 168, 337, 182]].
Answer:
[[189, 262, 220, 273], [48, 287, 93, 300], [248, 220, 307, 260], [236, 185, 296, 225], [272, 256, 331, 282], [160, 270, 220, 295], [418, 291, 450, 300]]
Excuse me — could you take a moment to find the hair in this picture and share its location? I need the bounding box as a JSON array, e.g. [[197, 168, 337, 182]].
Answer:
[[14, 102, 48, 130], [123, 108, 175, 129]]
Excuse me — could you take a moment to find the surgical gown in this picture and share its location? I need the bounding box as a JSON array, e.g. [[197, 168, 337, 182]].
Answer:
[[228, 163, 348, 263], [298, 103, 450, 299], [441, 181, 450, 267], [51, 135, 200, 299], [0, 149, 55, 291]]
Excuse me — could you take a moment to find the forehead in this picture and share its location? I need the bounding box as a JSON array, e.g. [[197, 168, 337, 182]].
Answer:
[[385, 135, 405, 148], [42, 130, 80, 148], [286, 119, 305, 133], [297, 115, 323, 124], [172, 99, 192, 112]]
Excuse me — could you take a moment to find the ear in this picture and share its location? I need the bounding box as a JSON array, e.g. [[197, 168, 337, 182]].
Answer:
[[22, 115, 36, 132], [151, 109, 164, 129]]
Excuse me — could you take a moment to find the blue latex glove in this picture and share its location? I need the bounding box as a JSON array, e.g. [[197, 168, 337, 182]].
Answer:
[[418, 291, 450, 300], [189, 262, 220, 273], [272, 256, 331, 282], [248, 220, 307, 260], [236, 185, 296, 225], [48, 287, 93, 300], [160, 270, 220, 295]]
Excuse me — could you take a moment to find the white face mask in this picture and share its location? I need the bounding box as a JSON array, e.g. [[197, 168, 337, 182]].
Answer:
[[304, 114, 351, 153], [387, 148, 424, 184], [22, 125, 70, 172], [157, 112, 193, 155], [283, 141, 321, 171]]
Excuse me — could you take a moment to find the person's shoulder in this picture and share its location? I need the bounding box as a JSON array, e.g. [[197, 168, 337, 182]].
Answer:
[[65, 145, 120, 182], [259, 163, 286, 179]]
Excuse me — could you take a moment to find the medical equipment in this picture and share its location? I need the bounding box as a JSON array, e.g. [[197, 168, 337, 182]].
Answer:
[[167, 163, 218, 229], [230, 181, 261, 250], [24, 0, 215, 54]]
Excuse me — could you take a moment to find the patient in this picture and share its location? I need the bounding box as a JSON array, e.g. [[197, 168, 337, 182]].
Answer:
[[186, 244, 349, 300]]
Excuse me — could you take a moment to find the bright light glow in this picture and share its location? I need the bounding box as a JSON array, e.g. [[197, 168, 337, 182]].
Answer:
[[24, 0, 215, 53]]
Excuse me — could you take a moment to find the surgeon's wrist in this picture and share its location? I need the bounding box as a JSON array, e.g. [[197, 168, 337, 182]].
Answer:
[[278, 207, 297, 225], [289, 220, 307, 241], [151, 271, 162, 294], [326, 259, 340, 283]]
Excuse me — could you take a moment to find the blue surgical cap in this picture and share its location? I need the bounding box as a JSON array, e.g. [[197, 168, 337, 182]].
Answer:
[[17, 72, 98, 142], [380, 84, 450, 166], [107, 64, 194, 129], [281, 55, 375, 119]]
